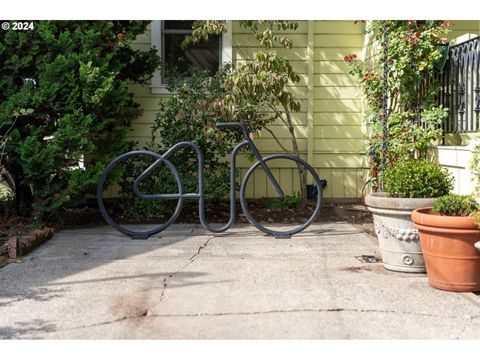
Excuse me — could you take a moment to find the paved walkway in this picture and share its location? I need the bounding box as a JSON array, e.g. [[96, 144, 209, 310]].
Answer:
[[1, 223, 479, 339]]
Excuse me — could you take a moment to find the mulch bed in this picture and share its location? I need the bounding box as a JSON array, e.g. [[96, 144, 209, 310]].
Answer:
[[0, 200, 374, 267]]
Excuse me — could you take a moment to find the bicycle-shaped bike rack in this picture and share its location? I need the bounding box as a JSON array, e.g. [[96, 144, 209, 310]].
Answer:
[[97, 122, 323, 239]]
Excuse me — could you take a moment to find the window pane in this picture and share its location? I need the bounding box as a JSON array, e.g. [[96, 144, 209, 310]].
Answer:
[[164, 33, 220, 77], [164, 20, 195, 31]]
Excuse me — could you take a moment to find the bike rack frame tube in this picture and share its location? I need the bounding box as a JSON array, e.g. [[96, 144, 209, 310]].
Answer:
[[199, 140, 249, 233], [216, 122, 285, 199], [96, 150, 185, 239], [239, 153, 323, 238]]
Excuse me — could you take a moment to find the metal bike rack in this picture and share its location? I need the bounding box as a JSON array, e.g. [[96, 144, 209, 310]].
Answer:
[[97, 122, 324, 239]]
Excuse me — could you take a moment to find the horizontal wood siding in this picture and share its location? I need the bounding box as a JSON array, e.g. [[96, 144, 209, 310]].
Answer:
[[312, 20, 366, 200]]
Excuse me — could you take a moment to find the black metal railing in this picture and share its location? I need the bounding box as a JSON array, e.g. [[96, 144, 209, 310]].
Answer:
[[437, 36, 480, 134]]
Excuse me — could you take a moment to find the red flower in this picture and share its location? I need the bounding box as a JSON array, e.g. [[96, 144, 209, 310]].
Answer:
[[406, 30, 418, 43], [363, 72, 377, 81], [344, 54, 358, 63]]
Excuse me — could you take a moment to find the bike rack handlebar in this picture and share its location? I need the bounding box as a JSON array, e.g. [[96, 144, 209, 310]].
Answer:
[[216, 122, 244, 129], [217, 121, 287, 199]]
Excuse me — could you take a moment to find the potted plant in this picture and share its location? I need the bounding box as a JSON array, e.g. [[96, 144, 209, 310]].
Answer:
[[412, 194, 480, 292], [365, 160, 454, 272]]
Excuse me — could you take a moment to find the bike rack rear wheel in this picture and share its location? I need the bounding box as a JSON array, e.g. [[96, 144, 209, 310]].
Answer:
[[239, 154, 323, 238], [96, 150, 184, 239]]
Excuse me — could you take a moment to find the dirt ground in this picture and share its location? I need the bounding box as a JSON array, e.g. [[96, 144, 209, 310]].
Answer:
[[51, 199, 374, 232], [0, 200, 375, 266]]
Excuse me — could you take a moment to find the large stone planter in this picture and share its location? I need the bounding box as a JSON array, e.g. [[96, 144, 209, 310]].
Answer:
[[365, 192, 435, 273]]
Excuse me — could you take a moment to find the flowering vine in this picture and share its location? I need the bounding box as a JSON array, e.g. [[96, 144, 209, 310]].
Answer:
[[345, 20, 451, 185]]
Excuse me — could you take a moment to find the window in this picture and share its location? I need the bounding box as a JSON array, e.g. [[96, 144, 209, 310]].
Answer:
[[150, 20, 232, 93]]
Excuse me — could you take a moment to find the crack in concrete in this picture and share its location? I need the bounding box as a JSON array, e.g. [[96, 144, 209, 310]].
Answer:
[[457, 323, 468, 339], [469, 314, 480, 320], [32, 306, 480, 336], [157, 234, 214, 304], [144, 307, 473, 319]]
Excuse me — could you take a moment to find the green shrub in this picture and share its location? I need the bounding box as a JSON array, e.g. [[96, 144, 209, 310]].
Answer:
[[432, 194, 480, 216], [384, 160, 453, 198], [266, 192, 301, 209], [115, 154, 174, 220], [0, 21, 160, 220]]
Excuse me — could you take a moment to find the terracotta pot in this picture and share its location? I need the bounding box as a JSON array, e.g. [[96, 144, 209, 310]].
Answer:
[[412, 207, 480, 292]]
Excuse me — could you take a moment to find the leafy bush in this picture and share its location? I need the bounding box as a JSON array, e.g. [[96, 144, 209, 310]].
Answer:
[[384, 160, 453, 198], [432, 194, 480, 216], [0, 21, 160, 220], [114, 154, 175, 220], [266, 191, 301, 209]]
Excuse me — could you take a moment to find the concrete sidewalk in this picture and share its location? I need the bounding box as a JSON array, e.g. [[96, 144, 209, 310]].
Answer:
[[0, 223, 479, 339]]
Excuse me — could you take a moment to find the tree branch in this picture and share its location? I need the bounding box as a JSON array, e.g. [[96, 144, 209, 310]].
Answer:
[[267, 103, 289, 127], [263, 126, 290, 153]]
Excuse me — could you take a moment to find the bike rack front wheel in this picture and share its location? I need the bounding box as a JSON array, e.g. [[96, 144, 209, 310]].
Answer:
[[239, 154, 323, 238], [97, 150, 184, 239]]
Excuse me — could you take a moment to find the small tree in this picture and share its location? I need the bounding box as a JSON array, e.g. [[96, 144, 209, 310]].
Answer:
[[0, 21, 160, 220], [184, 21, 309, 207]]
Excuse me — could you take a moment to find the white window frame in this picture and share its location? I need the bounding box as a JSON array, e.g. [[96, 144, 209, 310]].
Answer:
[[150, 20, 232, 94]]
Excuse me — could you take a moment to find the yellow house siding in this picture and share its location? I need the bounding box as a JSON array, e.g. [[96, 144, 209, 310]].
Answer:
[[313, 20, 366, 199], [307, 21, 315, 178], [448, 20, 480, 40], [107, 20, 480, 202], [128, 23, 166, 148]]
